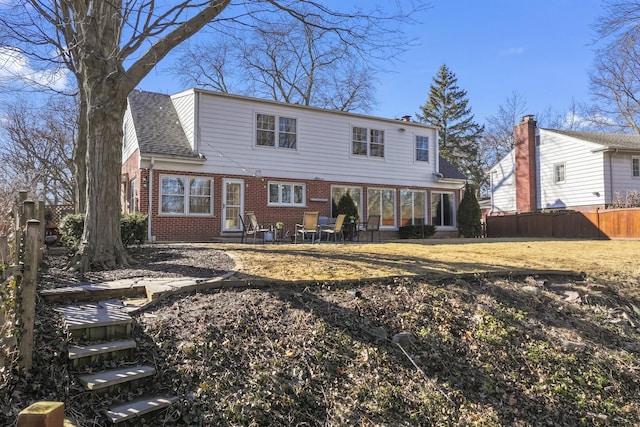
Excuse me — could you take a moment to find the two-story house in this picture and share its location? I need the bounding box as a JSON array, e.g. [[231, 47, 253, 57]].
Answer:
[[489, 115, 640, 214], [121, 89, 467, 242]]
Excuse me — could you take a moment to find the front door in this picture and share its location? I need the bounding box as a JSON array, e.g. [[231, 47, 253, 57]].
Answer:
[[222, 179, 244, 232]]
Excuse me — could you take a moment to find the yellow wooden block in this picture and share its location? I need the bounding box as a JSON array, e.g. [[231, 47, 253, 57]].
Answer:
[[18, 401, 64, 427]]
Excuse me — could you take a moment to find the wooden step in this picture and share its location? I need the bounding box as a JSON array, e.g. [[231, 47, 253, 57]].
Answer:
[[68, 339, 137, 360], [68, 339, 137, 368], [55, 304, 133, 341], [106, 395, 178, 423], [77, 365, 155, 391], [41, 279, 147, 303]]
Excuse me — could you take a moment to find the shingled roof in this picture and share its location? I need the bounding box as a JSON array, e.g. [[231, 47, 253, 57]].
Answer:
[[127, 90, 199, 158], [439, 156, 467, 180], [545, 129, 640, 151]]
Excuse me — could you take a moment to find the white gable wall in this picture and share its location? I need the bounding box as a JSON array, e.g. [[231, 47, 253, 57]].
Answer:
[[489, 150, 516, 212], [122, 107, 138, 162], [188, 91, 443, 188], [538, 130, 604, 209], [171, 90, 196, 150]]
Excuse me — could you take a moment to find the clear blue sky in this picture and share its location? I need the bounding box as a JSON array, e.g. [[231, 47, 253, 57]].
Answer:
[[140, 1, 605, 125], [371, 1, 604, 123]]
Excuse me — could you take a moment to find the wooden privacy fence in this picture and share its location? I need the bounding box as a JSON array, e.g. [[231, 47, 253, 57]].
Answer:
[[486, 208, 640, 239], [1, 191, 45, 373]]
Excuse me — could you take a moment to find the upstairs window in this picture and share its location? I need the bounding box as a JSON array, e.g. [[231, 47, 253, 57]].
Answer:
[[633, 157, 639, 178], [256, 113, 297, 149], [554, 162, 566, 184], [415, 135, 429, 162], [352, 126, 384, 158]]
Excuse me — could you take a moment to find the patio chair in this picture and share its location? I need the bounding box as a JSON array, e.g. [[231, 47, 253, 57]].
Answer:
[[320, 214, 346, 243], [295, 211, 319, 244], [241, 211, 270, 244], [362, 214, 381, 242]]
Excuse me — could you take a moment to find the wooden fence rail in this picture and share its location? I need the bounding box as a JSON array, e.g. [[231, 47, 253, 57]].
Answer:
[[1, 191, 45, 373], [486, 208, 640, 239]]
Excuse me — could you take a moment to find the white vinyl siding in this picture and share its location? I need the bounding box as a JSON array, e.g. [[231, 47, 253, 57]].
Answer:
[[268, 182, 305, 206], [122, 108, 138, 161], [160, 175, 213, 216], [489, 150, 516, 213], [191, 92, 441, 189], [171, 91, 196, 149], [538, 130, 605, 209]]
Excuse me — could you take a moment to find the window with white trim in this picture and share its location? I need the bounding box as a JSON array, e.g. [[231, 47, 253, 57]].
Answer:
[[400, 190, 426, 226], [633, 157, 640, 178], [268, 182, 305, 206], [415, 135, 429, 162], [256, 113, 297, 149], [431, 192, 455, 227], [554, 162, 566, 184], [352, 126, 384, 158], [129, 178, 138, 213], [160, 175, 213, 215], [368, 188, 396, 227]]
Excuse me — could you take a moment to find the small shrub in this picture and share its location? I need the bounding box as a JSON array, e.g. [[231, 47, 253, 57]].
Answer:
[[457, 182, 483, 238], [398, 224, 436, 239], [121, 212, 148, 247], [58, 213, 85, 253], [58, 212, 148, 253], [336, 193, 359, 221]]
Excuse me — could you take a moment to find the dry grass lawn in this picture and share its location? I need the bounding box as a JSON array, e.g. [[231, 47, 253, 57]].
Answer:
[[209, 238, 639, 288]]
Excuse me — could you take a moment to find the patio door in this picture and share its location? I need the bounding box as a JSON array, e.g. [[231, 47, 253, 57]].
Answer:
[[222, 179, 244, 232]]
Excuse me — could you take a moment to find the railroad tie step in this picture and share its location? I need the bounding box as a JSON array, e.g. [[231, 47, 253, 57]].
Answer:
[[55, 304, 133, 341], [106, 395, 179, 424], [77, 365, 155, 391], [68, 339, 137, 368]]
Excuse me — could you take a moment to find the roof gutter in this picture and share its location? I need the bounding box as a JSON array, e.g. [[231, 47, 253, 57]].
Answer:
[[140, 153, 206, 165]]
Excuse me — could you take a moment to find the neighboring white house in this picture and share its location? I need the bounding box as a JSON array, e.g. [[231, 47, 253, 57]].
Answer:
[[121, 88, 467, 242], [489, 115, 640, 214]]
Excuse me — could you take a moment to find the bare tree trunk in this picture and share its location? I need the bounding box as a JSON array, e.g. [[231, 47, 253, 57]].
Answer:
[[73, 93, 87, 213], [73, 82, 130, 271]]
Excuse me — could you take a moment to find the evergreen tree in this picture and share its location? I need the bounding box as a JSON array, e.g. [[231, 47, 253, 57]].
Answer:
[[457, 182, 483, 238], [417, 64, 484, 187]]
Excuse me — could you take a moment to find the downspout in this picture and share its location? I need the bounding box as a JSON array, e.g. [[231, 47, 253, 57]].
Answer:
[[608, 150, 615, 206], [147, 157, 154, 242]]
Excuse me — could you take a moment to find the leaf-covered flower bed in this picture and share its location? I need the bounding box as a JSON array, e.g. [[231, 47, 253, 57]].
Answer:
[[135, 275, 640, 426]]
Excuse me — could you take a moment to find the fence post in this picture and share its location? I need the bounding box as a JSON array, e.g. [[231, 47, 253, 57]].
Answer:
[[18, 220, 40, 371], [0, 236, 6, 281], [38, 201, 45, 264]]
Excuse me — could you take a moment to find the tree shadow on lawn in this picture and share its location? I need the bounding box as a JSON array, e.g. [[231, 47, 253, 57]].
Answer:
[[229, 244, 536, 278]]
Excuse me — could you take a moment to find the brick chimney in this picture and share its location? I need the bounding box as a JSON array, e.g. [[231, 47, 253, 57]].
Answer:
[[514, 115, 537, 212]]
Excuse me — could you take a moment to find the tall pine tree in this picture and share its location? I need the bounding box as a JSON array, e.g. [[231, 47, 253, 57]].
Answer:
[[417, 64, 484, 187]]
